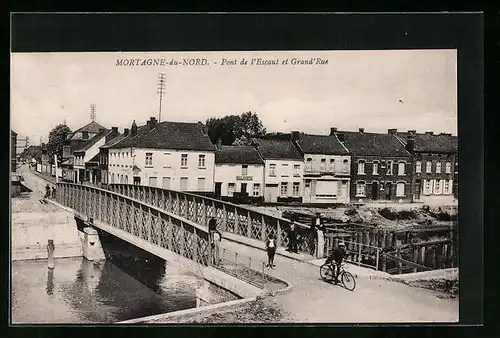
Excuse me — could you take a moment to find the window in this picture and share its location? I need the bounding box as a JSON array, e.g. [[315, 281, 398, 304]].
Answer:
[[416, 161, 422, 173], [444, 180, 451, 194], [387, 161, 393, 175], [372, 161, 379, 175], [228, 183, 235, 196], [162, 177, 171, 189], [329, 159, 335, 172], [163, 153, 171, 168], [343, 159, 349, 172], [398, 162, 405, 175], [357, 160, 365, 174], [292, 182, 300, 197], [198, 154, 206, 168], [293, 164, 300, 177], [111, 173, 115, 184], [124, 175, 128, 184], [320, 158, 326, 171], [434, 179, 442, 194], [445, 162, 451, 173], [181, 154, 188, 167], [436, 162, 442, 174], [280, 182, 288, 196], [424, 179, 432, 195], [253, 183, 260, 197], [197, 178, 206, 190], [145, 153, 153, 167], [149, 176, 157, 187], [306, 158, 312, 171], [269, 164, 276, 177], [242, 165, 248, 176], [355, 182, 366, 197], [180, 177, 188, 191], [426, 161, 432, 173], [396, 182, 405, 197]]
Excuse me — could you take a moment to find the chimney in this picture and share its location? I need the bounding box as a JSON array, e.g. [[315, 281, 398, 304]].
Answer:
[[337, 133, 345, 142], [406, 133, 415, 154], [149, 117, 157, 130], [359, 128, 365, 134], [291, 131, 300, 141], [330, 127, 337, 136], [123, 128, 130, 136], [425, 131, 434, 135], [131, 120, 138, 137], [112, 127, 118, 133], [388, 128, 397, 135], [408, 130, 416, 135]]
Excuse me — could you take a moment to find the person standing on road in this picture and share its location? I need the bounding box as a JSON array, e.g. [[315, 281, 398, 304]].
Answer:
[[208, 217, 222, 265], [51, 186, 56, 199], [265, 234, 277, 268], [44, 184, 51, 199], [287, 221, 298, 253]]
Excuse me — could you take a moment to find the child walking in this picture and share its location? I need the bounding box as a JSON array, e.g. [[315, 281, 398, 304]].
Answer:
[[266, 234, 277, 269]]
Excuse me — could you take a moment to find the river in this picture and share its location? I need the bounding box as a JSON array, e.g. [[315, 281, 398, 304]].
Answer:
[[11, 256, 207, 324]]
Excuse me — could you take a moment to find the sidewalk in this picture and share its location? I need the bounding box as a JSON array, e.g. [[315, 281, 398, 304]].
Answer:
[[219, 233, 459, 323]]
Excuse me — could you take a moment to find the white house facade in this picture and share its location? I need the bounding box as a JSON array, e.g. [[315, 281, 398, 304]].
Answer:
[[214, 145, 265, 202], [251, 138, 304, 203], [107, 117, 216, 193]]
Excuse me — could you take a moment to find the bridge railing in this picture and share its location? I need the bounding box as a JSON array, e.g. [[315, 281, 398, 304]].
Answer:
[[107, 184, 317, 257], [56, 182, 212, 266]]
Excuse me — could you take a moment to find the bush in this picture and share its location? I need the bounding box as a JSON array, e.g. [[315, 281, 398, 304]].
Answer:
[[379, 208, 418, 220], [379, 207, 397, 220]]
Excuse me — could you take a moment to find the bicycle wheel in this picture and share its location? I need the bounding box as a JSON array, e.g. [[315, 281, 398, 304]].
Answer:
[[341, 271, 356, 291], [320, 264, 334, 282]]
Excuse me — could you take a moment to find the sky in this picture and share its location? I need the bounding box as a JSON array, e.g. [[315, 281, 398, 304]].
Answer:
[[11, 50, 457, 144]]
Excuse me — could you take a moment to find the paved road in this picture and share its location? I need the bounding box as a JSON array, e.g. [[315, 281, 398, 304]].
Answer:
[[221, 239, 459, 323]]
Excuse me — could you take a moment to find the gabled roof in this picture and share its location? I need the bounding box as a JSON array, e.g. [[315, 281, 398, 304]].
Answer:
[[395, 132, 458, 153], [110, 121, 216, 152], [215, 145, 264, 165], [295, 133, 349, 155], [339, 131, 412, 157], [73, 121, 106, 134], [251, 138, 303, 160], [74, 129, 110, 153], [100, 132, 126, 149]]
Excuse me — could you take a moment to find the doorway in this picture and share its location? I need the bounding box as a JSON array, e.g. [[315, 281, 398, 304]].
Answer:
[[215, 182, 222, 197], [415, 179, 421, 200], [385, 182, 392, 200], [240, 183, 247, 194], [133, 176, 141, 185], [372, 182, 379, 200]]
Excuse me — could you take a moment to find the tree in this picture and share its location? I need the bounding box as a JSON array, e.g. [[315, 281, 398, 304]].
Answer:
[[206, 111, 266, 146], [47, 124, 72, 162]]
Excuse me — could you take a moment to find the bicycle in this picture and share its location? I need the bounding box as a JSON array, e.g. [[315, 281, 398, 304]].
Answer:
[[320, 261, 356, 291]]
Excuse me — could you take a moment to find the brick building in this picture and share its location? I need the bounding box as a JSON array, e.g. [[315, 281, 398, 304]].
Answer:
[[338, 128, 413, 203], [394, 130, 458, 204]]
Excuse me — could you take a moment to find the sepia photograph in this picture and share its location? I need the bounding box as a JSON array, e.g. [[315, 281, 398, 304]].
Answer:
[[10, 47, 461, 324]]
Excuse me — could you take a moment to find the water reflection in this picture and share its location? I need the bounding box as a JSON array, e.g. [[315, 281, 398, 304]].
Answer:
[[46, 269, 54, 297], [12, 257, 202, 324]]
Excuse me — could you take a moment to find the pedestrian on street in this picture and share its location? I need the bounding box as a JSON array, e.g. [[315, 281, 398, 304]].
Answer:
[[265, 234, 277, 268], [51, 186, 56, 199], [208, 217, 222, 264], [287, 220, 298, 253], [312, 212, 325, 232], [44, 184, 51, 199]]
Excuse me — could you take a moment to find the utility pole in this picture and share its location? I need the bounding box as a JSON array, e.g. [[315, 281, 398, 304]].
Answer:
[[90, 104, 96, 122], [157, 73, 166, 123]]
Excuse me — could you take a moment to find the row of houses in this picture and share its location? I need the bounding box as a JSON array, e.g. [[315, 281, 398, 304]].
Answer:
[[57, 117, 458, 205]]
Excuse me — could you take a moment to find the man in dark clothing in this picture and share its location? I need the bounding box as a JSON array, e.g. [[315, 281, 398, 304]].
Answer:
[[44, 184, 51, 199], [265, 234, 277, 268], [327, 241, 346, 283], [311, 212, 324, 231], [51, 186, 56, 199], [287, 221, 298, 253]]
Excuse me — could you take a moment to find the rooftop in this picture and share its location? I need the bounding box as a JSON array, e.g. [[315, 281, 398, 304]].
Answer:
[[110, 121, 216, 152], [338, 130, 412, 157], [395, 132, 458, 153], [251, 138, 303, 160], [74, 128, 111, 153], [72, 121, 106, 135], [215, 145, 264, 165], [295, 133, 349, 155]]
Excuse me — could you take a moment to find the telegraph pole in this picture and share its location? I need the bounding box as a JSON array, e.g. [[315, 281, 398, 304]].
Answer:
[[90, 104, 96, 122], [157, 73, 166, 122]]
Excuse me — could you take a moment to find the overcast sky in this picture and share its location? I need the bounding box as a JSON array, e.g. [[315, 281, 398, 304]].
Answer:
[[11, 50, 457, 144]]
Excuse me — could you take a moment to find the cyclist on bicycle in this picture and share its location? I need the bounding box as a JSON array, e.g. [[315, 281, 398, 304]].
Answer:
[[326, 241, 346, 284]]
